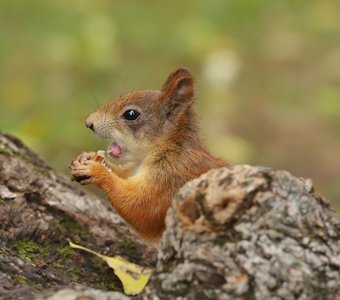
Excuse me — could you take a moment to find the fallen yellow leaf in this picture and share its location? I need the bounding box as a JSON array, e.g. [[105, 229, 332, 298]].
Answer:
[[69, 240, 152, 295]]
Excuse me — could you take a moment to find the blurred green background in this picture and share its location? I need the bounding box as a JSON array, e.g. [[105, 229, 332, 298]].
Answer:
[[1, 0, 339, 211]]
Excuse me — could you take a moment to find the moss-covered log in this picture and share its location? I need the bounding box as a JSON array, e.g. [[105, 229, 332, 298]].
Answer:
[[1, 132, 339, 299], [145, 166, 340, 299], [0, 132, 155, 300]]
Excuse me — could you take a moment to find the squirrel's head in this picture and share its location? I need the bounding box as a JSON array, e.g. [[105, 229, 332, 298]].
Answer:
[[85, 67, 195, 164]]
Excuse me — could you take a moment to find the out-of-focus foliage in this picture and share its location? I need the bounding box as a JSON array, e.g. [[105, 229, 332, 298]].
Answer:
[[0, 0, 339, 210]]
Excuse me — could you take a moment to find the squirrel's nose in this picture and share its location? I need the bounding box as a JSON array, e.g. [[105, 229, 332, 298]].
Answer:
[[85, 114, 95, 131]]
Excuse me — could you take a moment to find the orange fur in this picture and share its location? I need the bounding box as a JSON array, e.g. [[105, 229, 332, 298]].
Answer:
[[70, 67, 229, 242]]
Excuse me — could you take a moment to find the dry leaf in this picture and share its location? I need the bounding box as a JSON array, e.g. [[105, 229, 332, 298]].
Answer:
[[69, 240, 152, 295]]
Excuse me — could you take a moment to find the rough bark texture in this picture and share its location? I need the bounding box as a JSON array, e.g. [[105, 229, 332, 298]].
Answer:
[[1, 132, 339, 300], [0, 132, 155, 300], [35, 286, 129, 300], [145, 166, 340, 300]]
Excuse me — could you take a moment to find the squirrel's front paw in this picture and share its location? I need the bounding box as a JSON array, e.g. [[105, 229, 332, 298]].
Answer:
[[69, 152, 104, 185]]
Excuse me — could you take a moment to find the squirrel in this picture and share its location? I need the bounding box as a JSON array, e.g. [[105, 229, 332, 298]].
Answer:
[[69, 67, 229, 243]]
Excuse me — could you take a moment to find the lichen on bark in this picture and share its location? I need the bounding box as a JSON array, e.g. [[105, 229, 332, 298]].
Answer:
[[145, 166, 340, 300], [0, 132, 155, 300], [1, 132, 339, 300]]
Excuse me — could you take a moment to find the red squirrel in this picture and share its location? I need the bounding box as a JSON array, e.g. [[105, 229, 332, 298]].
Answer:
[[69, 68, 228, 242]]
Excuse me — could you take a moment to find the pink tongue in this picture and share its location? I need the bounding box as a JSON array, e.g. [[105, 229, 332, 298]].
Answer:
[[109, 143, 122, 157]]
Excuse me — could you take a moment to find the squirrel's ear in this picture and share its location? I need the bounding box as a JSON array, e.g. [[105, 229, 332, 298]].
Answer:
[[161, 67, 194, 101], [160, 68, 194, 120]]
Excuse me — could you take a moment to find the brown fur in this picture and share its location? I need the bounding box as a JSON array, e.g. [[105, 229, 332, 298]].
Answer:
[[69, 67, 229, 242]]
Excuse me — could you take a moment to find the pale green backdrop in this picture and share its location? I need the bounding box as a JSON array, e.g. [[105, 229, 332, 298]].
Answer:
[[1, 0, 339, 210]]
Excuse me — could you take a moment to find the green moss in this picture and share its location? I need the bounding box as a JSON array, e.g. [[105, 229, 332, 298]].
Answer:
[[125, 240, 137, 250], [275, 226, 289, 235], [215, 236, 228, 246], [51, 262, 66, 270], [31, 283, 43, 290], [13, 274, 28, 285], [0, 146, 28, 164], [302, 218, 310, 228], [0, 147, 15, 157], [91, 256, 120, 291], [49, 219, 65, 233], [44, 282, 52, 289], [69, 267, 81, 282], [0, 145, 50, 177], [97, 281, 116, 291], [292, 259, 303, 268], [310, 271, 329, 298], [50, 218, 91, 242], [283, 206, 289, 218], [302, 218, 323, 243], [13, 239, 50, 264], [0, 247, 8, 255], [0, 198, 6, 205], [11, 273, 45, 290], [162, 260, 174, 273], [91, 255, 106, 272], [57, 246, 76, 258], [308, 232, 323, 244]]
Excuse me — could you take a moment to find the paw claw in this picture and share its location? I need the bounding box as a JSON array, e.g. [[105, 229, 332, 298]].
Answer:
[[70, 151, 108, 185], [79, 178, 92, 185], [69, 151, 98, 183]]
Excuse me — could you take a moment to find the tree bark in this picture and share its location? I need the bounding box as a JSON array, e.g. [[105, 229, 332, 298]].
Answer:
[[0, 132, 155, 300], [145, 166, 340, 299], [0, 132, 339, 300]]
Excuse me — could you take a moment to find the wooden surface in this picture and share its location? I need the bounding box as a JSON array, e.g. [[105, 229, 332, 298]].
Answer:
[[0, 132, 339, 299], [0, 132, 155, 300], [146, 166, 340, 299]]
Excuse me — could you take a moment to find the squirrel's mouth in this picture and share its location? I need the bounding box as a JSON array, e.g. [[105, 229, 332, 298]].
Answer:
[[108, 142, 122, 158]]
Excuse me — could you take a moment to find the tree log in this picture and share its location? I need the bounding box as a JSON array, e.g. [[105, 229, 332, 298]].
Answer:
[[0, 132, 339, 300], [145, 166, 340, 299], [0, 132, 155, 300]]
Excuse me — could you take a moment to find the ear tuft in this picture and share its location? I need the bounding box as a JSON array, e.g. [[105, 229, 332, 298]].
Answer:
[[161, 67, 194, 101]]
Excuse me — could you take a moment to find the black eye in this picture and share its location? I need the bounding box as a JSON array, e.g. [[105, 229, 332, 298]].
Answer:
[[122, 109, 140, 121]]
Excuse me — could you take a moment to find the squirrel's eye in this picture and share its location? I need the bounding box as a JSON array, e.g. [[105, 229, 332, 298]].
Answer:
[[122, 109, 140, 121]]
